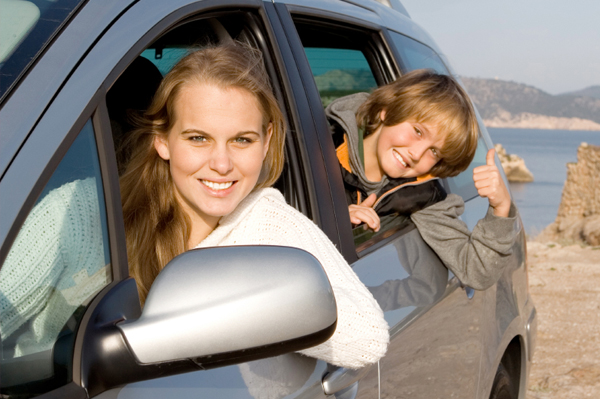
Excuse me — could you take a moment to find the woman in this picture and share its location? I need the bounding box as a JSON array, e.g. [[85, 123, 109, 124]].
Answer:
[[119, 43, 388, 369]]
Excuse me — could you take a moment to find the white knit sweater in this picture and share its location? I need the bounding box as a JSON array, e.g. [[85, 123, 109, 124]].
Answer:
[[196, 188, 389, 369], [0, 178, 110, 357]]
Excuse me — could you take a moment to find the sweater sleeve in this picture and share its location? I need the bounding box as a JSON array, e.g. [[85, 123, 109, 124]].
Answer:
[[410, 194, 520, 290], [230, 194, 389, 369]]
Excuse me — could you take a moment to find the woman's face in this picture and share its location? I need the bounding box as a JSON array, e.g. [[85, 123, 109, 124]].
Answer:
[[154, 83, 271, 227]]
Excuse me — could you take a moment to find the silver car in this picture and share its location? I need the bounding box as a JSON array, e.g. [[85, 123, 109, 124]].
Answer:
[[0, 0, 536, 398]]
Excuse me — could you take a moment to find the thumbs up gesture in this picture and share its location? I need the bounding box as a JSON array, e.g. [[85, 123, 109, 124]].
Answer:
[[473, 149, 511, 217]]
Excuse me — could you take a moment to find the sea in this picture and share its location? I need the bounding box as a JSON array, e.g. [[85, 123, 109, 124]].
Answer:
[[488, 128, 600, 237]]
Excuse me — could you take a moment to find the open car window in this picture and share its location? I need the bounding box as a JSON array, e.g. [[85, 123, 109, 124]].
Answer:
[[106, 11, 307, 213], [292, 17, 428, 253]]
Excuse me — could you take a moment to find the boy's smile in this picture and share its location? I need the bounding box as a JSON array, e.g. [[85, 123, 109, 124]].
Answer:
[[364, 117, 444, 181]]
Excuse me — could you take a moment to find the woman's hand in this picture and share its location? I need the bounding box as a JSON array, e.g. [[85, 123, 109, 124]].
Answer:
[[348, 193, 381, 231], [473, 149, 511, 217]]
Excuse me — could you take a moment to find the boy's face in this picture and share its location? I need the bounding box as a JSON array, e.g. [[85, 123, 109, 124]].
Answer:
[[375, 114, 444, 179]]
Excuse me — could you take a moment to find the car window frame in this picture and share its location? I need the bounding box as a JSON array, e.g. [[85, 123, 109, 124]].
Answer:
[[280, 6, 443, 259]]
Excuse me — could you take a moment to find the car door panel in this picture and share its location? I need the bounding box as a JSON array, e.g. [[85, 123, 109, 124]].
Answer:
[[97, 355, 329, 399], [34, 1, 348, 397], [351, 226, 483, 398]]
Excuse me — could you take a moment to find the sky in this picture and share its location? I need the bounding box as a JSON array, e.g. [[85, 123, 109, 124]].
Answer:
[[399, 0, 600, 95]]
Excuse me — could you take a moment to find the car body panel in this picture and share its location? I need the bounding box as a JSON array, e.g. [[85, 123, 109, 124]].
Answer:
[[0, 0, 536, 398]]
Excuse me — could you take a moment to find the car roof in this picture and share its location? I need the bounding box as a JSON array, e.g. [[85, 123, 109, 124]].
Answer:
[[0, 0, 443, 178]]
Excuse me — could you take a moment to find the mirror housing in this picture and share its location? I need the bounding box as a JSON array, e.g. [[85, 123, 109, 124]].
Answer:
[[118, 245, 337, 365], [81, 246, 337, 396]]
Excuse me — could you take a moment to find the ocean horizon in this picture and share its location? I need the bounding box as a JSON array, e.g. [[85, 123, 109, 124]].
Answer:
[[487, 127, 600, 237]]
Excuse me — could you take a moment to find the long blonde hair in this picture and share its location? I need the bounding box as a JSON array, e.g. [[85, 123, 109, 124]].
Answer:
[[120, 43, 286, 304]]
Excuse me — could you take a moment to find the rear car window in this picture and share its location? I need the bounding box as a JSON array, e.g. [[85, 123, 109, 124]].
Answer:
[[304, 47, 377, 106]]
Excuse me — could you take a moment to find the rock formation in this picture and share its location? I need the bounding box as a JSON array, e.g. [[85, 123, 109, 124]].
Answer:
[[494, 143, 534, 182], [539, 143, 600, 245]]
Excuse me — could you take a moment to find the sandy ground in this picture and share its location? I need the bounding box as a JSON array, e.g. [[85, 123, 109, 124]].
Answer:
[[525, 241, 600, 398]]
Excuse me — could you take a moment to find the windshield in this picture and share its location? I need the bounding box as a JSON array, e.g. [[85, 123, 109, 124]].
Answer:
[[0, 0, 84, 102]]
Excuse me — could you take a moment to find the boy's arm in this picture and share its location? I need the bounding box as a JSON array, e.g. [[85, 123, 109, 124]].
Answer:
[[410, 194, 520, 291]]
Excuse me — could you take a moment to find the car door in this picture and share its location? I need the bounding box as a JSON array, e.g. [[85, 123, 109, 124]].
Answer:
[[0, 1, 343, 398], [273, 2, 487, 397]]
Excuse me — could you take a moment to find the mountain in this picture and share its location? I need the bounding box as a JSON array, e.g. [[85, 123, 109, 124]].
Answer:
[[313, 70, 600, 130], [559, 85, 600, 100], [460, 78, 600, 130]]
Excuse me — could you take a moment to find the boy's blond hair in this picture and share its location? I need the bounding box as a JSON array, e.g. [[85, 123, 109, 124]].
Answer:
[[356, 69, 479, 178]]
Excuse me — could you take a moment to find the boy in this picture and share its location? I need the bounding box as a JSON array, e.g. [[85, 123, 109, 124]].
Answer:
[[327, 69, 518, 290]]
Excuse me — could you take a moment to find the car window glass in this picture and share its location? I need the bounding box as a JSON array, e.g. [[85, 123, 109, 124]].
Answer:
[[140, 48, 189, 76], [446, 136, 487, 200], [0, 0, 85, 101], [0, 119, 112, 398], [389, 31, 449, 75], [304, 47, 377, 106]]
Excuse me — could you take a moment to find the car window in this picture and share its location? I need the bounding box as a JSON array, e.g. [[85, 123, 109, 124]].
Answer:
[[445, 136, 487, 200], [108, 11, 302, 209], [388, 31, 449, 75], [304, 47, 377, 107], [294, 18, 433, 251], [140, 48, 189, 76], [0, 0, 85, 102], [0, 119, 112, 398]]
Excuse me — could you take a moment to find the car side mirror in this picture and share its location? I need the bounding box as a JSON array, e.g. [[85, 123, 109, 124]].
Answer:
[[118, 245, 337, 365], [82, 245, 337, 396]]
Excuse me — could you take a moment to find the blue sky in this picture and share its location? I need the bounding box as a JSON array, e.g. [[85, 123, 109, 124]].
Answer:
[[399, 0, 600, 95]]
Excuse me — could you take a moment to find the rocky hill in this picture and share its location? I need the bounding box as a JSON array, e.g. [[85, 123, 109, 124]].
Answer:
[[461, 77, 600, 130], [561, 85, 600, 100], [309, 69, 600, 130]]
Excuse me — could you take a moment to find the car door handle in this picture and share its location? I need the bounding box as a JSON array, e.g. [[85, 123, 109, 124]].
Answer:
[[322, 364, 374, 395]]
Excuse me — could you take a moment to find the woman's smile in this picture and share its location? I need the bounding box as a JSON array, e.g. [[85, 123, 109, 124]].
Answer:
[[154, 83, 271, 227], [200, 179, 235, 191]]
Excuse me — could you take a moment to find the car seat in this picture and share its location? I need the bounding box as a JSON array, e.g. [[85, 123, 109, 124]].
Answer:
[[107, 56, 163, 173]]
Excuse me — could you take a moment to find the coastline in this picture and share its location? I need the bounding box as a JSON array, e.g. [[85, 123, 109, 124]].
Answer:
[[484, 118, 600, 132]]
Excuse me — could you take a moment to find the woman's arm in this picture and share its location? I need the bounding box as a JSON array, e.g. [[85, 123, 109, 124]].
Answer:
[[209, 189, 389, 369]]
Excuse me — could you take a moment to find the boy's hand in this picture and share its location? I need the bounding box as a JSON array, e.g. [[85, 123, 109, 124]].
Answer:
[[349, 193, 381, 232], [473, 149, 511, 217]]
